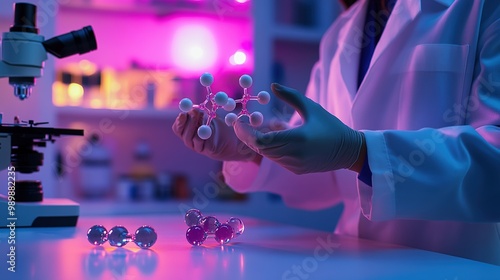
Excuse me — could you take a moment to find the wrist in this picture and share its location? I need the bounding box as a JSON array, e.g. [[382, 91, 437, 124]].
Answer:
[[348, 132, 367, 173]]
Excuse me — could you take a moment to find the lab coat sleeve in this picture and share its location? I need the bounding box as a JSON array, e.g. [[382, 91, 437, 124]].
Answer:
[[223, 62, 343, 210], [359, 18, 500, 222]]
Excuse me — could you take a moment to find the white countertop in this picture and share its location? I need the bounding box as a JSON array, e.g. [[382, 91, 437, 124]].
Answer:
[[0, 213, 499, 280]]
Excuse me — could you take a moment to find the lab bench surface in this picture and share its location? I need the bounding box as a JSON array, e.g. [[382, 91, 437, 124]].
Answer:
[[0, 214, 499, 280]]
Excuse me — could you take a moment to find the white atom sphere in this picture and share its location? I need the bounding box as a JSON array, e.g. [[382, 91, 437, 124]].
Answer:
[[257, 91, 271, 104], [200, 73, 214, 87], [250, 111, 264, 126], [179, 98, 193, 112], [214, 92, 229, 106], [197, 125, 212, 139], [224, 98, 236, 111], [225, 113, 238, 126], [239, 74, 252, 88]]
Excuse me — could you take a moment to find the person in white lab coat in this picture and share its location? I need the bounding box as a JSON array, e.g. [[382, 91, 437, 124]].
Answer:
[[173, 0, 500, 264]]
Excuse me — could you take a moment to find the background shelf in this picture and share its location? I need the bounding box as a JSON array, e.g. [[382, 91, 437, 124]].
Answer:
[[55, 106, 181, 120]]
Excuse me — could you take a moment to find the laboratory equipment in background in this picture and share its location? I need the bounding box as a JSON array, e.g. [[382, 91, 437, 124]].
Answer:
[[78, 134, 112, 199], [155, 171, 173, 200], [0, 2, 97, 227], [117, 141, 158, 201], [53, 65, 181, 110], [0, 3, 96, 100], [130, 140, 156, 200], [0, 117, 83, 227]]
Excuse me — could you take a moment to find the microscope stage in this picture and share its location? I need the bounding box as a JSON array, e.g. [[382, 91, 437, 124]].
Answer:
[[0, 195, 79, 227]]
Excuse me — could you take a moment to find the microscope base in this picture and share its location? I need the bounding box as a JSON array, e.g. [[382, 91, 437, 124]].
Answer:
[[0, 195, 79, 227]]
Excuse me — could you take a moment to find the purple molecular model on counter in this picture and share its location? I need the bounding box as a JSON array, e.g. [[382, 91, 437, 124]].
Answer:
[[179, 73, 271, 140], [185, 209, 245, 246], [87, 225, 157, 249]]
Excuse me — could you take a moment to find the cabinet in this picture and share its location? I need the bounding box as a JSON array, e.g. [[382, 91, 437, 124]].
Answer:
[[252, 0, 342, 120]]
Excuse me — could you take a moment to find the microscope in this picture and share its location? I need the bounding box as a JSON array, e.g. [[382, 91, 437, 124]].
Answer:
[[0, 3, 97, 227]]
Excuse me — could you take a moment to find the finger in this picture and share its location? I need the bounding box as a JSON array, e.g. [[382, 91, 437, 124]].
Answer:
[[233, 117, 265, 152], [236, 115, 303, 150], [269, 118, 289, 131], [268, 154, 306, 174], [172, 112, 188, 138], [182, 110, 204, 150], [192, 135, 206, 153], [192, 114, 210, 153], [271, 83, 312, 121], [233, 117, 287, 151]]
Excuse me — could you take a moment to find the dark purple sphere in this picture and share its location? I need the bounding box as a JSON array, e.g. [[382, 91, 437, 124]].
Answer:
[[186, 225, 207, 246], [214, 223, 234, 245], [200, 216, 220, 234]]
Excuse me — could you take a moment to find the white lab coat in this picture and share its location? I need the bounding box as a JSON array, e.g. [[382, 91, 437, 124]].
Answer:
[[223, 0, 500, 264]]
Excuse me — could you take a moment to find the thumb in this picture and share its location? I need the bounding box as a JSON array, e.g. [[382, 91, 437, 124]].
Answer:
[[234, 116, 287, 150], [271, 83, 311, 121], [233, 116, 263, 152]]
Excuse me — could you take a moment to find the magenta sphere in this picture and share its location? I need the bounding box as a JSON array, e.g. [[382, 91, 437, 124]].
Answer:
[[214, 224, 234, 245], [186, 225, 207, 246]]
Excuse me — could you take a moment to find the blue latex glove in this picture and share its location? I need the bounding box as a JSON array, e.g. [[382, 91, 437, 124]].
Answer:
[[233, 83, 365, 174], [172, 109, 258, 162]]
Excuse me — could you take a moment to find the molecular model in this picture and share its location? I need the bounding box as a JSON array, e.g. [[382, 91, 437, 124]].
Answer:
[[87, 225, 158, 249], [184, 208, 245, 246], [179, 73, 271, 140]]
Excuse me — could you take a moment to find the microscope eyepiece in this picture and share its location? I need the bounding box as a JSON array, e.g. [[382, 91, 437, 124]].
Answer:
[[10, 2, 38, 34], [1, 3, 97, 100], [43, 26, 98, 58]]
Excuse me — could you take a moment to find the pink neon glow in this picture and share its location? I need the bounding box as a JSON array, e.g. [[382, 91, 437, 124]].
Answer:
[[171, 24, 217, 72], [229, 50, 247, 65], [57, 10, 253, 74], [235, 0, 250, 3]]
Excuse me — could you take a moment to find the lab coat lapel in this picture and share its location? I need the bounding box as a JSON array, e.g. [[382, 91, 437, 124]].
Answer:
[[364, 0, 421, 83], [335, 1, 370, 101], [336, 0, 423, 100], [366, 0, 455, 80], [335, 0, 454, 105]]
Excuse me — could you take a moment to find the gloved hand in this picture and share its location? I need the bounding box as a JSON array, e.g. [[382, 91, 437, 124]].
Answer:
[[233, 83, 365, 174], [172, 109, 259, 162]]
